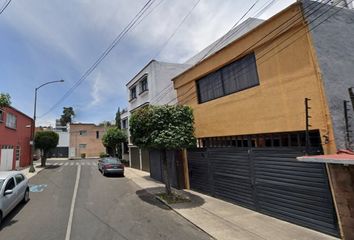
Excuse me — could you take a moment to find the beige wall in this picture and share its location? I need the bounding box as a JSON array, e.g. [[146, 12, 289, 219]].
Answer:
[[69, 124, 106, 158], [173, 3, 336, 154]]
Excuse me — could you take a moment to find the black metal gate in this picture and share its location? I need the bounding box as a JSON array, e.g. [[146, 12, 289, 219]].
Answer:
[[188, 147, 339, 237], [130, 147, 140, 169]]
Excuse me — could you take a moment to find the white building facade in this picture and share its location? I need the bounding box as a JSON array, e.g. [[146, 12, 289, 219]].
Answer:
[[122, 60, 190, 171]]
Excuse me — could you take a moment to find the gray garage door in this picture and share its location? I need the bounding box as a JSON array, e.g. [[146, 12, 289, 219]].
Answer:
[[130, 147, 140, 170], [188, 147, 339, 237]]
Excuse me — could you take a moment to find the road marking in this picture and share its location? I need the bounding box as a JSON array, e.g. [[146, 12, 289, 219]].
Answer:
[[70, 163, 74, 166], [64, 163, 68, 166], [29, 184, 48, 192], [59, 163, 63, 166], [65, 165, 81, 240], [76, 163, 80, 166]]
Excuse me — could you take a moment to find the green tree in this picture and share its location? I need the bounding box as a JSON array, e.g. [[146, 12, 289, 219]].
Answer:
[[102, 127, 127, 158], [34, 131, 59, 167], [115, 107, 121, 129], [130, 105, 196, 195], [60, 107, 75, 126], [98, 121, 112, 127], [0, 93, 11, 108]]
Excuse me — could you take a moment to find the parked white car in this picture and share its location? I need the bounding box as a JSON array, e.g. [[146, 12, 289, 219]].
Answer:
[[0, 171, 29, 226]]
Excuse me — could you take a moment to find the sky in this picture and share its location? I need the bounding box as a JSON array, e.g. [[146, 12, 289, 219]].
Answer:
[[0, 0, 294, 126]]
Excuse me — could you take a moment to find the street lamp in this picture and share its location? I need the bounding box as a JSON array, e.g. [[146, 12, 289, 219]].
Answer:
[[29, 79, 64, 173]]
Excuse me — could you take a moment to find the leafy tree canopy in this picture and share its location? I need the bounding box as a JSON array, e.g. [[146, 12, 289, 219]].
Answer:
[[102, 127, 127, 157], [0, 93, 11, 108], [115, 107, 121, 129], [60, 107, 75, 126], [98, 121, 112, 127], [34, 131, 59, 167], [34, 131, 59, 151], [130, 105, 196, 150]]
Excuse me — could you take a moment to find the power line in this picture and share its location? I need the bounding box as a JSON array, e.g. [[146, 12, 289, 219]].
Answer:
[[153, 0, 201, 60], [173, 0, 328, 104], [148, 0, 202, 105], [39, 0, 157, 118], [150, 0, 277, 105], [0, 0, 12, 15], [177, 0, 349, 105], [197, 0, 261, 64]]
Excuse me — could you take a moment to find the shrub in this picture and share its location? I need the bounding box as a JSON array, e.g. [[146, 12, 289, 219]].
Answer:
[[99, 152, 109, 158]]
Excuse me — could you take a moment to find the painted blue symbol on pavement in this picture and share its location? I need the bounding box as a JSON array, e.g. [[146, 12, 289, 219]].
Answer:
[[29, 184, 48, 193]]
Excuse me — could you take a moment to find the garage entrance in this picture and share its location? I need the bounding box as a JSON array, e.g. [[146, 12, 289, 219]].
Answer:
[[0, 147, 14, 171], [187, 147, 339, 237]]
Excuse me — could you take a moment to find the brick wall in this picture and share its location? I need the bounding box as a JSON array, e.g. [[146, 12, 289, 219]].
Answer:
[[69, 124, 106, 158]]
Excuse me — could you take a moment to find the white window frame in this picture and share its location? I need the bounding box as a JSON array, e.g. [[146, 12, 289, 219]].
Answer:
[[6, 113, 17, 129]]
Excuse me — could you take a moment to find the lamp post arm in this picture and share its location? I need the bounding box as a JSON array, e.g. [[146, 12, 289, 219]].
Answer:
[[36, 80, 64, 91]]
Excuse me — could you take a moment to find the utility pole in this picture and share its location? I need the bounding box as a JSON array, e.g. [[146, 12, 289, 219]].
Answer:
[[343, 100, 352, 149], [305, 98, 312, 155], [29, 80, 64, 173]]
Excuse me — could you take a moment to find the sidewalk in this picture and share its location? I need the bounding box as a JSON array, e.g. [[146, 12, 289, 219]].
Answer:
[[20, 162, 43, 179], [125, 167, 339, 240]]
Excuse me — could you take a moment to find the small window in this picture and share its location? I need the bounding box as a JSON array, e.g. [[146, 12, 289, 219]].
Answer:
[[122, 119, 127, 129], [79, 130, 87, 136], [79, 144, 87, 149], [5, 178, 15, 191], [140, 76, 148, 93], [15, 174, 24, 184], [0, 109, 3, 122], [96, 131, 99, 139], [16, 146, 21, 161], [130, 86, 137, 100], [6, 113, 17, 129]]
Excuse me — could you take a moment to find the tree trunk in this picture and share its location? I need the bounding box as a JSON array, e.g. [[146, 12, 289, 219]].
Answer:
[[41, 150, 47, 167], [112, 147, 116, 158], [117, 144, 122, 159], [162, 149, 172, 196]]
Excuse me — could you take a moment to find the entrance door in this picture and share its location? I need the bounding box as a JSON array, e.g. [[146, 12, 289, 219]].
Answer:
[[0, 148, 14, 171]]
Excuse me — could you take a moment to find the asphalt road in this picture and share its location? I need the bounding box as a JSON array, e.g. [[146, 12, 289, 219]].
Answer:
[[0, 160, 211, 240]]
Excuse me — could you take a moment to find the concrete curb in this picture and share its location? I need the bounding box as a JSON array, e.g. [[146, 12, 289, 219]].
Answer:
[[21, 163, 45, 180], [147, 191, 217, 240], [153, 193, 216, 240]]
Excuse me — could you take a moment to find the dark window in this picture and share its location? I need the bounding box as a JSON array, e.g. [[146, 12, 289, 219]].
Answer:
[[130, 86, 137, 100], [290, 134, 299, 147], [15, 174, 24, 184], [0, 109, 3, 122], [5, 178, 15, 191], [96, 131, 99, 139], [79, 130, 87, 136], [122, 119, 127, 129], [281, 134, 289, 147], [140, 76, 148, 93], [197, 53, 259, 103], [196, 130, 322, 149], [222, 54, 259, 95], [197, 71, 223, 103]]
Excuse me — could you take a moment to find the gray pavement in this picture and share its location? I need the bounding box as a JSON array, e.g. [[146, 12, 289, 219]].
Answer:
[[0, 160, 211, 240], [125, 168, 340, 240]]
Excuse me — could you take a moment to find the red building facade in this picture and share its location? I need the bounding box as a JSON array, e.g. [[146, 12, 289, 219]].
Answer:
[[0, 106, 33, 170]]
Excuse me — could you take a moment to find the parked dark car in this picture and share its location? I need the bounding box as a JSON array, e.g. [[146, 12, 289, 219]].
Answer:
[[98, 158, 124, 177]]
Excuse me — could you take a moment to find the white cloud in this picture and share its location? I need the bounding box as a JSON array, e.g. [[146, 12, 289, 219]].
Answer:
[[1, 0, 295, 124]]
